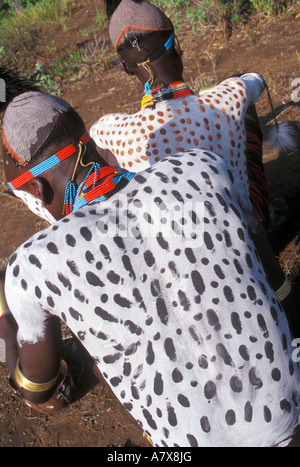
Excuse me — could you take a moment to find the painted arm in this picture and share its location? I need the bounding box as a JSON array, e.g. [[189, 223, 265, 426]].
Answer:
[[0, 304, 74, 412], [239, 73, 265, 104]]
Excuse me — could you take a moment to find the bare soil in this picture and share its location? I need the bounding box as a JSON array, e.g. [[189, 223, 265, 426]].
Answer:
[[0, 1, 300, 447]]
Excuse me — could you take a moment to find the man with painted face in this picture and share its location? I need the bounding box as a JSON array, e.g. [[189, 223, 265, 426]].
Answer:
[[0, 67, 300, 447]]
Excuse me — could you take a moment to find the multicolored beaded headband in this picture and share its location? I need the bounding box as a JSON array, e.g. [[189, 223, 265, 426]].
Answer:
[[8, 132, 90, 191]]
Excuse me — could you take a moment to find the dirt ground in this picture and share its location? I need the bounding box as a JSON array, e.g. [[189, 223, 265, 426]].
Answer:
[[0, 1, 300, 447]]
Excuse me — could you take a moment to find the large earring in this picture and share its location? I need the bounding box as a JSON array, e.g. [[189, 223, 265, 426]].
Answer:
[[138, 59, 155, 95], [62, 142, 85, 216]]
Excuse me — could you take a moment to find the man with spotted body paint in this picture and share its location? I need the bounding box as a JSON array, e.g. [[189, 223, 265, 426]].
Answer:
[[91, 0, 270, 229], [1, 66, 300, 447]]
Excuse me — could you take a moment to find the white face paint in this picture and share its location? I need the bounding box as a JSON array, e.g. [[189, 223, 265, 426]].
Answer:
[[14, 190, 56, 225]]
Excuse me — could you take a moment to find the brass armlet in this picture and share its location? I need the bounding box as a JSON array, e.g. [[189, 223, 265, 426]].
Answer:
[[15, 359, 60, 393], [275, 275, 292, 302]]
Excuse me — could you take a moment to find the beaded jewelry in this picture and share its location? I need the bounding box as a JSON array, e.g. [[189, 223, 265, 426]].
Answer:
[[62, 140, 87, 216], [66, 164, 135, 214], [141, 81, 192, 109], [8, 132, 90, 191], [7, 128, 134, 217]]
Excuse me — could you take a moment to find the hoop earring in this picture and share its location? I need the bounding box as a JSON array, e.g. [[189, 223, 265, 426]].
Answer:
[[62, 141, 86, 216], [138, 59, 155, 95]]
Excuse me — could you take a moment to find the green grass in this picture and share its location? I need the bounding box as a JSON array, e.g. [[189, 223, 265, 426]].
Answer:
[[153, 0, 298, 33], [153, 0, 188, 30], [0, 0, 109, 93], [29, 63, 61, 94], [249, 0, 284, 14], [0, 0, 71, 69], [0, 0, 299, 93]]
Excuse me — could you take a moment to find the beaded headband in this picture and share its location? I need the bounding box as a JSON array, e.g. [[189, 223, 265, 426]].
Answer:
[[8, 132, 90, 191]]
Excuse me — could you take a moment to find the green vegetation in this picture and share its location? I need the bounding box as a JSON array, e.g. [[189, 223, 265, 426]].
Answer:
[[0, 0, 115, 93], [153, 0, 298, 32], [0, 0, 72, 75], [29, 63, 61, 95], [0, 0, 298, 93]]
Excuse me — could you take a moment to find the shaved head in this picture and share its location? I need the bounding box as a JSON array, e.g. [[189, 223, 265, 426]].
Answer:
[[108, 0, 172, 50]]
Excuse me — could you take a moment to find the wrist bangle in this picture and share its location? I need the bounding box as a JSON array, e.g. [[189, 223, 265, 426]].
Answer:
[[15, 358, 60, 393], [275, 275, 292, 302]]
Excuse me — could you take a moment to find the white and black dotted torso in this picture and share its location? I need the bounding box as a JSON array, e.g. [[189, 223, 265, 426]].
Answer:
[[15, 75, 262, 227], [90, 75, 263, 187], [6, 150, 300, 447]]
